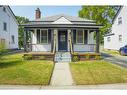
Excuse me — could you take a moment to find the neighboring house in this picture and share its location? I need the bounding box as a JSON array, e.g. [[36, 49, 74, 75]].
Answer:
[[104, 6, 127, 50], [0, 6, 19, 50], [22, 8, 101, 53]]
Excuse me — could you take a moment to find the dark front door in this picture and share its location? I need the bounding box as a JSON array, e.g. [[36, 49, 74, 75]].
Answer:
[[58, 30, 67, 51]]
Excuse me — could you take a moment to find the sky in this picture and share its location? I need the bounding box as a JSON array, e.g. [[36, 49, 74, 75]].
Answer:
[[10, 6, 81, 20]]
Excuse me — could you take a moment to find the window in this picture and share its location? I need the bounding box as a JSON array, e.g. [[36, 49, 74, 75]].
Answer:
[[107, 37, 111, 42], [41, 30, 48, 43], [36, 29, 48, 44], [3, 7, 6, 12], [119, 35, 122, 41], [11, 35, 15, 44], [118, 17, 122, 25], [3, 22, 7, 31], [37, 29, 40, 44], [76, 29, 84, 44]]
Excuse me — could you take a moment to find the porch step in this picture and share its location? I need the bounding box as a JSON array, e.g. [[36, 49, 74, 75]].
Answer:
[[55, 52, 71, 62]]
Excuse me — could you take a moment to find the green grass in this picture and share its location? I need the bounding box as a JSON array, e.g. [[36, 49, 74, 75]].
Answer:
[[0, 53, 54, 85], [102, 49, 119, 56], [70, 61, 127, 85]]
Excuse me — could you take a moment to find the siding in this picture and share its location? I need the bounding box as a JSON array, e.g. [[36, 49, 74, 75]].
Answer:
[[0, 6, 18, 49], [104, 6, 127, 50]]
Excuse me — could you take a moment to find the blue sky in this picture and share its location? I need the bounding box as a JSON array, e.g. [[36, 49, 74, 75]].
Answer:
[[10, 6, 81, 20]]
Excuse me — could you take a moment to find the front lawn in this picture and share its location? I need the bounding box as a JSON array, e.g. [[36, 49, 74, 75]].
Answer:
[[0, 53, 54, 85], [70, 61, 127, 85]]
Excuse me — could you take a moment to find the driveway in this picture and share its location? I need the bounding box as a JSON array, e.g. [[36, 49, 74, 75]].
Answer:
[[101, 52, 127, 68]]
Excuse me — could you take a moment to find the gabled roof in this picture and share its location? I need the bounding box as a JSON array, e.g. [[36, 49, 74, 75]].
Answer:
[[112, 6, 123, 24], [34, 14, 94, 22], [0, 6, 19, 25], [23, 14, 102, 28]]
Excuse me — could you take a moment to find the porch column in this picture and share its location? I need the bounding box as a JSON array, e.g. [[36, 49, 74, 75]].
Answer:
[[53, 29, 57, 52], [23, 28, 27, 52], [68, 29, 71, 52], [95, 30, 100, 53]]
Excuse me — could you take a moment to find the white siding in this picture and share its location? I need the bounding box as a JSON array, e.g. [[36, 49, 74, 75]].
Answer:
[[74, 44, 95, 52], [104, 6, 127, 50], [0, 6, 18, 49], [52, 17, 72, 24], [32, 44, 51, 52]]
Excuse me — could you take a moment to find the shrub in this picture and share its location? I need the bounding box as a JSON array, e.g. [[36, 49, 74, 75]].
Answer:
[[85, 54, 90, 60], [23, 54, 33, 60], [95, 55, 101, 60], [72, 55, 79, 62]]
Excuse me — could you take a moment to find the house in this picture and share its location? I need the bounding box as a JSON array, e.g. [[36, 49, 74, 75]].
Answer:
[[22, 8, 101, 61], [0, 6, 19, 50], [104, 6, 127, 50]]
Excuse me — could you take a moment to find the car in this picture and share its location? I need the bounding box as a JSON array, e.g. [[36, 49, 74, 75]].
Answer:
[[119, 45, 127, 55]]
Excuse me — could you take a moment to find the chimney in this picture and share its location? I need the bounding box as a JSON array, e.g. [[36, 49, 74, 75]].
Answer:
[[35, 8, 41, 19]]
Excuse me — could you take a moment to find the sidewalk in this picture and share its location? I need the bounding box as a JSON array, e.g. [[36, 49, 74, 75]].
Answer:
[[50, 62, 74, 86], [0, 83, 127, 89]]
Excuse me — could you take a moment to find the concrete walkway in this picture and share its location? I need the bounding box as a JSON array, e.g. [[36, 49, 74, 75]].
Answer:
[[50, 62, 74, 86]]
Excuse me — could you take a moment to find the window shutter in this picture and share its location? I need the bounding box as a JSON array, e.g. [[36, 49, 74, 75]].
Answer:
[[84, 30, 88, 44], [48, 29, 51, 43], [73, 30, 76, 44]]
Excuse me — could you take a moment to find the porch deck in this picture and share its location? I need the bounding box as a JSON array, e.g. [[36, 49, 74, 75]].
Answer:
[[23, 52, 54, 55], [71, 52, 101, 61], [23, 52, 55, 61]]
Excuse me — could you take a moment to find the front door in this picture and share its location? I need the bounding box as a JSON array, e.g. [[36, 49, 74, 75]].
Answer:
[[58, 30, 67, 51]]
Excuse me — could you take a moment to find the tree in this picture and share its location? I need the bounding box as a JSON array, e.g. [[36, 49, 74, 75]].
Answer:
[[79, 6, 120, 43], [16, 16, 29, 48]]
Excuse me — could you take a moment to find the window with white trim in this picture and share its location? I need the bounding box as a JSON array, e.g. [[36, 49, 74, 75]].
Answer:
[[107, 37, 111, 42], [36, 29, 48, 44], [41, 29, 48, 43], [3, 7, 6, 12], [11, 35, 15, 44], [3, 22, 7, 31], [119, 35, 122, 41], [76, 29, 84, 44], [118, 17, 122, 25]]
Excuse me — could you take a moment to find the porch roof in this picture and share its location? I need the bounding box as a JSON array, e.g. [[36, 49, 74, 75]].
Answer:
[[22, 14, 102, 28]]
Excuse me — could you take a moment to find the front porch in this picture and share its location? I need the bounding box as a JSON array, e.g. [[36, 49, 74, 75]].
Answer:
[[23, 28, 100, 53], [23, 28, 100, 62]]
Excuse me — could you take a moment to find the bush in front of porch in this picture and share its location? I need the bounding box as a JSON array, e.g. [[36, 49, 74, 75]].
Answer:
[[70, 61, 127, 85]]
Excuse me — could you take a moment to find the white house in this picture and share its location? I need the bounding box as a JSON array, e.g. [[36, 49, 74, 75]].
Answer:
[[104, 6, 127, 50], [22, 8, 101, 53], [0, 6, 19, 50]]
